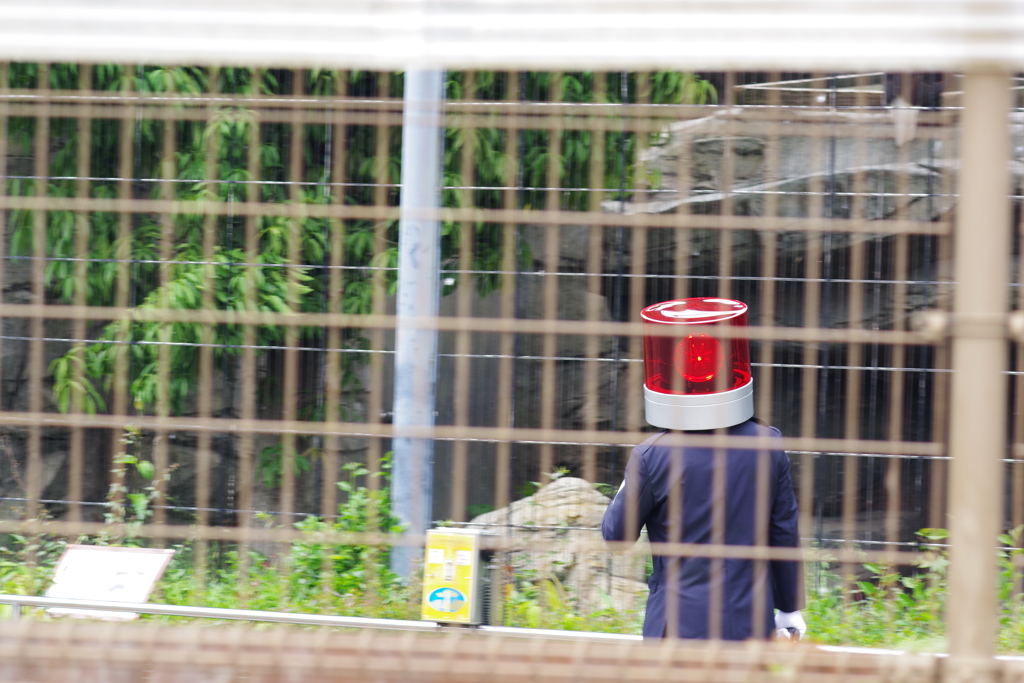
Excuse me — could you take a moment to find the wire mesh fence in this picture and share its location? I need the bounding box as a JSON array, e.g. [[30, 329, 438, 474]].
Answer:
[[0, 61, 1014, 670]]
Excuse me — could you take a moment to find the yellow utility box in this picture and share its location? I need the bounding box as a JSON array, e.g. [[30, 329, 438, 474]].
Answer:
[[421, 528, 489, 624]]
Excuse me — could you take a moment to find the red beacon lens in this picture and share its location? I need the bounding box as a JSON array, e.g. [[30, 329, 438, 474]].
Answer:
[[640, 297, 755, 430], [641, 297, 752, 396], [674, 334, 723, 383]]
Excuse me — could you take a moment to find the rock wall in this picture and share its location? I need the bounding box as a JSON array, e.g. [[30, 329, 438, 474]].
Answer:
[[469, 476, 648, 613]]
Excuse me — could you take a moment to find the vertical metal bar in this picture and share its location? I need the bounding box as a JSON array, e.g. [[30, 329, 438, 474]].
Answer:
[[930, 137, 955, 532], [621, 81, 644, 548], [390, 69, 445, 578], [847, 73, 871, 225], [578, 72, 608, 617], [801, 95, 825, 548], [362, 72, 392, 606], [320, 77, 345, 601], [717, 72, 736, 302], [236, 68, 263, 597], [707, 436, 727, 640], [194, 69, 219, 580], [750, 431, 773, 639], [673, 107, 691, 304], [815, 73, 841, 558], [706, 71, 733, 641], [886, 236, 908, 546], [490, 70, 520, 627], [111, 64, 135, 518], [933, 193, 954, 532], [757, 73, 782, 424], [538, 71, 562, 485], [582, 73, 606, 485], [754, 78, 780, 635], [450, 72, 475, 522], [946, 69, 1011, 672], [664, 435, 683, 639], [1015, 194, 1024, 533], [842, 234, 864, 581], [0, 64, 7, 431], [608, 71, 630, 476], [354, 72, 389, 610], [280, 71, 304, 523], [153, 84, 175, 531], [626, 226, 647, 432], [841, 73, 869, 552], [626, 74, 650, 434], [26, 64, 48, 523], [799, 233, 822, 544], [322, 271, 342, 524], [68, 65, 92, 523], [367, 72, 391, 509], [322, 78, 346, 524], [757, 231, 777, 423], [886, 74, 914, 546]]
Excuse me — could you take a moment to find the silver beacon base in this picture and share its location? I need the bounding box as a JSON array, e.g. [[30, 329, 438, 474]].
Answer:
[[643, 380, 754, 431]]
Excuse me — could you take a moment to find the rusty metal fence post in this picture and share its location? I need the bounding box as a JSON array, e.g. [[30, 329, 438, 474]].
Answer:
[[946, 69, 1012, 682]]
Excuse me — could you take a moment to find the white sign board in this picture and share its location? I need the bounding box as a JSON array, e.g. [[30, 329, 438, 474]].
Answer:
[[45, 545, 174, 620]]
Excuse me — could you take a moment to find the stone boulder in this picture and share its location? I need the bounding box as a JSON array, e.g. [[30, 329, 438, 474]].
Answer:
[[469, 476, 649, 613], [470, 475, 610, 530]]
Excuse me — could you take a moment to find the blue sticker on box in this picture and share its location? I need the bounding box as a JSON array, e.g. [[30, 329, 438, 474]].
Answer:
[[427, 587, 466, 613]]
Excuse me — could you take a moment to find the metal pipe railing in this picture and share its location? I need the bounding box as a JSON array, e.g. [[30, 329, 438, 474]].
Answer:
[[17, 590, 1024, 670], [0, 593, 642, 642], [10, 592, 1024, 665]]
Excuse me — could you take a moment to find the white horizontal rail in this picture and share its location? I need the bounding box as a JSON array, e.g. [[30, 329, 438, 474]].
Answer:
[[8, 593, 1024, 660], [0, 0, 1023, 70], [0, 593, 641, 642]]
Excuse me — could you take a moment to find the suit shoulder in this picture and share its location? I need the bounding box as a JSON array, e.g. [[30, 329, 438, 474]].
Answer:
[[743, 419, 783, 440], [634, 430, 669, 458]]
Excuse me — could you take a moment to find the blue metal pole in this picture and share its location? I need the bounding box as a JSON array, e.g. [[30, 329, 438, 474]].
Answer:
[[390, 69, 445, 579]]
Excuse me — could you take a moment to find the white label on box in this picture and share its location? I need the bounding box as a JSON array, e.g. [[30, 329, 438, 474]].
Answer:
[[455, 550, 472, 566], [427, 548, 445, 564]]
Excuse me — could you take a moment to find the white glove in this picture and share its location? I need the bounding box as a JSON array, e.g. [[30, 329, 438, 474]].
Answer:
[[775, 610, 807, 640]]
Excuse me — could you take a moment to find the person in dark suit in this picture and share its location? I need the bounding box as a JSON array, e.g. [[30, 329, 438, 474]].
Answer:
[[604, 298, 804, 641], [601, 420, 804, 640]]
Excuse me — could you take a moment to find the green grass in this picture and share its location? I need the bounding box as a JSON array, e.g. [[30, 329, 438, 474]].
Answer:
[[1, 527, 1023, 652], [3, 454, 1023, 650]]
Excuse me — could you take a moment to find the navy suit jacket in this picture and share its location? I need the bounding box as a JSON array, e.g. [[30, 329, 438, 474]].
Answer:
[[601, 419, 802, 640]]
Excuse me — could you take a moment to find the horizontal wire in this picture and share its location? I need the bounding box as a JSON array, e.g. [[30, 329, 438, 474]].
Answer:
[[0, 91, 917, 113], [0, 256, 950, 285], [761, 363, 948, 373], [0, 518, 934, 563], [0, 496, 313, 519], [4, 174, 963, 199], [0, 93, 717, 108], [0, 495, 955, 546], [4, 174, 660, 194], [4, 255, 397, 271], [0, 196, 952, 235], [0, 410, 945, 456], [805, 538, 942, 548], [0, 304, 939, 345], [787, 450, 951, 461], [3, 336, 949, 376]]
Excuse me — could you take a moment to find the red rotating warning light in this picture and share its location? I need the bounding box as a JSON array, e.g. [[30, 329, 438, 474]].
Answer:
[[641, 298, 754, 431], [674, 334, 724, 383]]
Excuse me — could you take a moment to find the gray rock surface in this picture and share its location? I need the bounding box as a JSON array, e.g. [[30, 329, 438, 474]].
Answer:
[[469, 476, 649, 613]]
